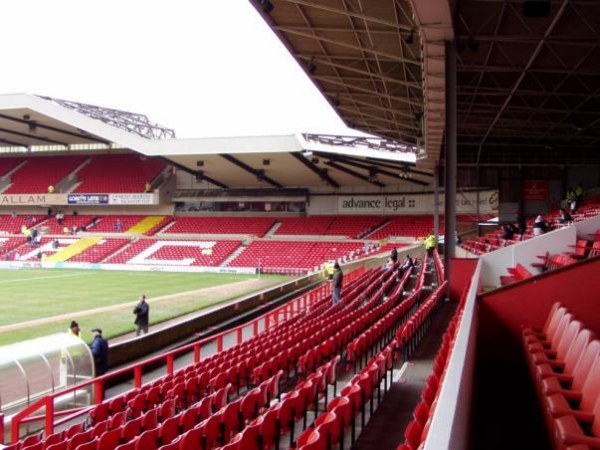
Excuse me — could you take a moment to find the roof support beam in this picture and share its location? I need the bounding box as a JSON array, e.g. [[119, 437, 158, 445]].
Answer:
[[324, 160, 386, 187], [475, 0, 570, 165], [219, 154, 283, 188], [0, 127, 68, 146], [0, 113, 113, 145], [290, 152, 340, 188]]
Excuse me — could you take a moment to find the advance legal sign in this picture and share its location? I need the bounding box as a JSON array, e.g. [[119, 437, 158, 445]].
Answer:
[[338, 190, 499, 214]]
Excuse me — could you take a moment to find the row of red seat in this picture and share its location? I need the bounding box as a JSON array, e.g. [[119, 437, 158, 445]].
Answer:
[[460, 198, 600, 257], [500, 263, 533, 286], [522, 302, 600, 449], [0, 154, 165, 195], [398, 284, 467, 450], [295, 345, 394, 450]]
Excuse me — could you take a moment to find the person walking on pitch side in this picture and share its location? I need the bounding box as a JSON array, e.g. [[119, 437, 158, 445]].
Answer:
[[133, 295, 149, 336]]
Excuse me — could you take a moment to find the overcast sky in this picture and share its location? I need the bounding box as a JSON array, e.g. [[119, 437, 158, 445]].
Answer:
[[2, 0, 358, 139]]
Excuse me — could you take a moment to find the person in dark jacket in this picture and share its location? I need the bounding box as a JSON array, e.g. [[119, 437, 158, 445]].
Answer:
[[390, 247, 398, 263], [133, 295, 149, 336], [90, 328, 109, 376], [331, 262, 343, 305], [397, 254, 415, 279]]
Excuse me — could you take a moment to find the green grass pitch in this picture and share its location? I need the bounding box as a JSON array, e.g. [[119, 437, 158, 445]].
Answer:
[[0, 269, 287, 347]]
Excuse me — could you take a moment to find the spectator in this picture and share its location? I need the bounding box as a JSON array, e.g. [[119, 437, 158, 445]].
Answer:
[[390, 247, 398, 263], [331, 262, 343, 305], [516, 212, 527, 237], [382, 257, 393, 272], [532, 215, 548, 236], [67, 320, 81, 338], [558, 208, 573, 224], [63, 226, 70, 235], [71, 225, 78, 235], [325, 261, 335, 280], [501, 224, 515, 240], [52, 239, 59, 249], [56, 211, 64, 225], [114, 218, 123, 231], [145, 181, 153, 193], [47, 184, 55, 193], [566, 188, 577, 213], [133, 295, 150, 336], [11, 211, 17, 219], [47, 207, 52, 218], [90, 328, 109, 376], [424, 233, 437, 257], [397, 254, 414, 280]]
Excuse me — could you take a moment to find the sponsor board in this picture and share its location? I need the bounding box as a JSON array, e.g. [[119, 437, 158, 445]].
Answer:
[[68, 194, 109, 205], [338, 190, 499, 214], [109, 193, 155, 205]]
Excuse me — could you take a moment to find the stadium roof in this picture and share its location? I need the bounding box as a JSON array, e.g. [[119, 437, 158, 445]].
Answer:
[[0, 93, 429, 191], [250, 0, 600, 169]]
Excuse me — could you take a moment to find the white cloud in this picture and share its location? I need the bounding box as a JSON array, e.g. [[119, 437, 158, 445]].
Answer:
[[2, 0, 361, 138]]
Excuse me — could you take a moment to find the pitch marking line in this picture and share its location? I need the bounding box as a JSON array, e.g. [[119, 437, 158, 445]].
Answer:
[[0, 272, 95, 284]]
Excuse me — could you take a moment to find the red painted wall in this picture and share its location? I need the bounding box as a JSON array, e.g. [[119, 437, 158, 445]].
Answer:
[[449, 258, 478, 301], [478, 257, 600, 366]]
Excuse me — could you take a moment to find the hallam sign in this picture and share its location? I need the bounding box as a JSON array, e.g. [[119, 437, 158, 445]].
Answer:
[[338, 190, 499, 214], [0, 194, 67, 205]]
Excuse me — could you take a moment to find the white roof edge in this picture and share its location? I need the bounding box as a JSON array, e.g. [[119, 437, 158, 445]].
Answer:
[[0, 93, 150, 152], [0, 94, 309, 156]]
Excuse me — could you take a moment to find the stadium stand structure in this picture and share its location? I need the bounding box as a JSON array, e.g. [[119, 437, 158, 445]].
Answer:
[[3, 155, 87, 194], [72, 154, 166, 194], [5, 251, 456, 450]]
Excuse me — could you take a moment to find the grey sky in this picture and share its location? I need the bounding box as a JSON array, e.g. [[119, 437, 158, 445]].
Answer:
[[3, 0, 358, 138]]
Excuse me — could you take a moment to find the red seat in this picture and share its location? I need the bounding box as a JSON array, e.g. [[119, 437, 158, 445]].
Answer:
[[114, 441, 136, 450], [217, 432, 242, 450], [67, 429, 93, 450], [178, 407, 199, 433], [121, 417, 143, 442], [73, 438, 98, 450], [259, 407, 279, 449], [522, 303, 566, 344], [196, 413, 222, 450], [554, 394, 600, 449], [545, 354, 600, 434], [219, 398, 242, 443], [537, 335, 599, 399], [240, 387, 261, 425], [141, 407, 159, 432], [237, 416, 261, 449], [97, 428, 122, 450], [135, 428, 159, 450], [177, 427, 202, 450], [404, 420, 423, 450], [295, 428, 323, 450], [314, 411, 341, 449], [528, 319, 583, 371], [158, 416, 180, 446], [413, 400, 430, 427], [275, 390, 299, 448], [159, 398, 176, 421]]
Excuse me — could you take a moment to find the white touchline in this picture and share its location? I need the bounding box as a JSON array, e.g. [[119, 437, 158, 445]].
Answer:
[[0, 272, 95, 284]]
